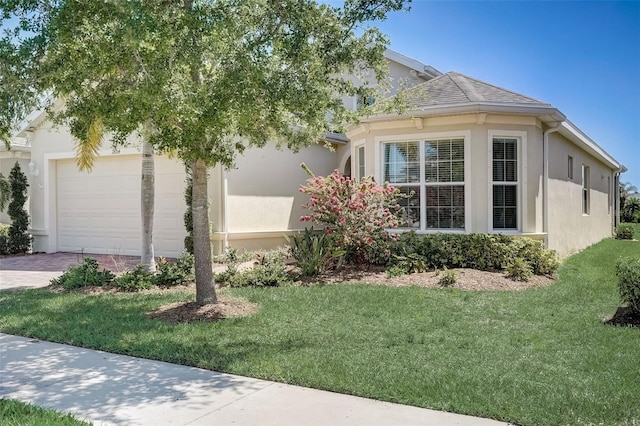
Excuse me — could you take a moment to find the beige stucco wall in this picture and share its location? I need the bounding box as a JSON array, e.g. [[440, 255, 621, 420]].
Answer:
[[546, 132, 614, 256], [214, 142, 337, 252]]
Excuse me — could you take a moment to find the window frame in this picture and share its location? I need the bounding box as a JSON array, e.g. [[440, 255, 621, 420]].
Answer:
[[377, 131, 471, 232], [568, 155, 574, 180], [488, 130, 527, 233], [356, 145, 366, 180], [582, 164, 590, 215]]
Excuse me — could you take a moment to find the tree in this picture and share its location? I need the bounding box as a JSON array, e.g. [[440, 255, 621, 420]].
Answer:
[[6, 162, 31, 254], [620, 182, 638, 218], [1, 0, 409, 305], [622, 197, 640, 223]]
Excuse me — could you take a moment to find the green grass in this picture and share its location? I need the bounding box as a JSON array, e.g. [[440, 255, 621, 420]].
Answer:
[[0, 399, 90, 426], [1, 226, 639, 426]]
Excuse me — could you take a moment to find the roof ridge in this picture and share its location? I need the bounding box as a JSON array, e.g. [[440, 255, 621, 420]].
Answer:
[[446, 71, 549, 105]]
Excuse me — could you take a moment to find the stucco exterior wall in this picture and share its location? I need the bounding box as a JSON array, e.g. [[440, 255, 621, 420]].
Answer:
[[216, 142, 337, 252], [546, 132, 614, 256]]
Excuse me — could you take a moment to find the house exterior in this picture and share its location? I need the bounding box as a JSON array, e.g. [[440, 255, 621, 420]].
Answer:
[[4, 50, 623, 259]]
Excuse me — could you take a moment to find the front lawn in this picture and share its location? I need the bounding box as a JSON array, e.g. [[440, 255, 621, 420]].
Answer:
[[1, 228, 638, 426], [0, 399, 90, 426]]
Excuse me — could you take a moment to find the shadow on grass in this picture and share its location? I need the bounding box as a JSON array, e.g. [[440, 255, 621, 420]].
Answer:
[[605, 306, 640, 327], [0, 333, 271, 425]]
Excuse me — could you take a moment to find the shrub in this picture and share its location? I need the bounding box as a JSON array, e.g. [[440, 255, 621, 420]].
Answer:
[[387, 232, 558, 276], [505, 257, 533, 282], [0, 223, 9, 254], [388, 253, 427, 275], [111, 265, 155, 291], [219, 251, 291, 287], [616, 223, 635, 240], [438, 267, 457, 287], [6, 162, 32, 254], [615, 257, 640, 313], [154, 253, 195, 286], [509, 238, 559, 276], [50, 258, 115, 290], [299, 164, 404, 265], [287, 228, 343, 277]]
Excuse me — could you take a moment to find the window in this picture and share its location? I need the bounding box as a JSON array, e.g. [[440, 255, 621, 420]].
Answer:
[[568, 156, 574, 180], [608, 176, 611, 214], [424, 139, 465, 229], [383, 137, 465, 230], [582, 165, 590, 215], [492, 138, 518, 229], [357, 146, 365, 180]]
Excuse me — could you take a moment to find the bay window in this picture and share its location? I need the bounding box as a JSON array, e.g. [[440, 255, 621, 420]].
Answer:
[[383, 137, 466, 230]]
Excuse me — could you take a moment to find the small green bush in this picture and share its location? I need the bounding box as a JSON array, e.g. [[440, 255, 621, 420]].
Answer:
[[615, 223, 635, 240], [219, 251, 291, 287], [615, 257, 640, 313], [154, 253, 195, 286], [287, 228, 342, 277], [505, 257, 533, 282], [50, 258, 115, 290], [509, 238, 559, 276], [438, 267, 457, 287], [111, 265, 155, 291], [389, 253, 427, 275]]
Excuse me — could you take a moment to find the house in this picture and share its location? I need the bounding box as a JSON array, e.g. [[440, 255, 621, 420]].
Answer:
[[4, 50, 623, 259]]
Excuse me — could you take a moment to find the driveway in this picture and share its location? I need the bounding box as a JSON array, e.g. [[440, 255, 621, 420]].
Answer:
[[0, 253, 140, 291]]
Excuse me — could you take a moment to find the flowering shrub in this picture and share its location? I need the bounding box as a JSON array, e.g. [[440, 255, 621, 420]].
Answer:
[[299, 163, 404, 264]]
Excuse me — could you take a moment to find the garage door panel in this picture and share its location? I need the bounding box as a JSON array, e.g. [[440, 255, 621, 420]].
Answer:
[[56, 155, 187, 258]]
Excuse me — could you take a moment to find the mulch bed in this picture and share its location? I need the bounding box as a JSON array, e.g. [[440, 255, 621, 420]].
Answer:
[[146, 295, 259, 324]]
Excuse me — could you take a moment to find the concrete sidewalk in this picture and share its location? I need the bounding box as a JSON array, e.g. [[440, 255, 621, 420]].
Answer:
[[0, 334, 510, 426]]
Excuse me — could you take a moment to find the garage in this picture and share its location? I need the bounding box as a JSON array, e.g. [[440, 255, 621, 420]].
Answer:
[[56, 154, 187, 258]]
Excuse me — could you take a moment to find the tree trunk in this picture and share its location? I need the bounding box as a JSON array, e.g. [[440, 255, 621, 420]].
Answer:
[[191, 158, 217, 305], [141, 138, 156, 273]]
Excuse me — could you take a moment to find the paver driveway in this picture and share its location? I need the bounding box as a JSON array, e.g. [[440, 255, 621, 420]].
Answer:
[[0, 252, 140, 291]]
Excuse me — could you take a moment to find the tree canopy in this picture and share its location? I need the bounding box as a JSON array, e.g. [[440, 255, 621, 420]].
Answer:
[[1, 0, 410, 304]]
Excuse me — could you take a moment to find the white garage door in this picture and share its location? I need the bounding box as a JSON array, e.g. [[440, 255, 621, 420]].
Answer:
[[56, 155, 187, 258]]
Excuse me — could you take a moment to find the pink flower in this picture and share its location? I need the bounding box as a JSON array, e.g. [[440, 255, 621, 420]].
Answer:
[[339, 216, 346, 223]]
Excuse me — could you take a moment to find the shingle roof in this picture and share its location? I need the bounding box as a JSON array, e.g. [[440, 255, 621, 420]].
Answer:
[[402, 71, 552, 109]]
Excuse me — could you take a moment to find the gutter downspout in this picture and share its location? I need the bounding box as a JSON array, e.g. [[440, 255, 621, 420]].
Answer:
[[543, 124, 562, 247]]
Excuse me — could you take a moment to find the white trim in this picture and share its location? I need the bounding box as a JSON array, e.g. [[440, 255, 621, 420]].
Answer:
[[488, 130, 527, 233], [376, 130, 471, 232], [356, 144, 366, 179]]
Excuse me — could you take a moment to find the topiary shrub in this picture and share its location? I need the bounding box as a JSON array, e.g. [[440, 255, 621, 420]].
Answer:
[[50, 258, 115, 290], [183, 170, 194, 254], [615, 257, 640, 313], [616, 223, 635, 240], [6, 162, 32, 254]]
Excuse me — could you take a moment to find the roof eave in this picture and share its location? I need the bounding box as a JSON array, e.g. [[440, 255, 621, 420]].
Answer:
[[361, 102, 566, 123], [557, 121, 620, 170]]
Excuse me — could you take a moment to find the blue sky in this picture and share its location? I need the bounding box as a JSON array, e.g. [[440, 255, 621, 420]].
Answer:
[[353, 0, 640, 187]]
